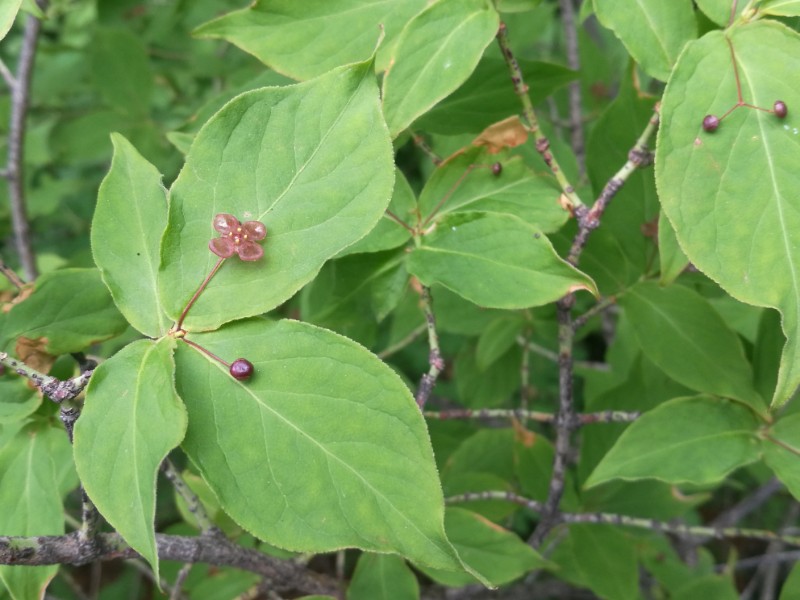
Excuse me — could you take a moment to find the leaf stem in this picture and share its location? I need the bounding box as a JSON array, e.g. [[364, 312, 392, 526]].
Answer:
[[496, 22, 585, 213], [176, 257, 226, 331], [180, 337, 231, 368]]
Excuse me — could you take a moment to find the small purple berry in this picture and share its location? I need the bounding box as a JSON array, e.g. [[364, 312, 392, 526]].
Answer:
[[230, 358, 254, 381], [491, 162, 502, 176], [774, 100, 788, 119], [702, 115, 720, 133]]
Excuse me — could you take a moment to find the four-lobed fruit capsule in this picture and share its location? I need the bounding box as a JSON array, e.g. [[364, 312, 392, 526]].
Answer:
[[702, 115, 720, 132]]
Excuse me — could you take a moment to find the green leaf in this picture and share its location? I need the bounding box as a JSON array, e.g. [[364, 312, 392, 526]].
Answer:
[[339, 169, 415, 256], [382, 0, 500, 138], [694, 0, 746, 25], [93, 134, 170, 337], [159, 60, 394, 331], [416, 508, 547, 587], [417, 148, 569, 233], [88, 27, 152, 116], [475, 315, 525, 370], [74, 337, 187, 582], [656, 22, 800, 406], [0, 269, 128, 355], [413, 54, 575, 135], [760, 0, 800, 16], [619, 281, 766, 413], [658, 211, 689, 285], [0, 0, 22, 42], [553, 524, 638, 600], [0, 423, 73, 600], [780, 561, 800, 600], [585, 395, 761, 488], [593, 0, 696, 81], [347, 554, 420, 600], [763, 413, 800, 501], [455, 343, 521, 407], [0, 378, 40, 423], [408, 212, 596, 309], [300, 250, 408, 346], [175, 318, 474, 577], [194, 0, 428, 80]]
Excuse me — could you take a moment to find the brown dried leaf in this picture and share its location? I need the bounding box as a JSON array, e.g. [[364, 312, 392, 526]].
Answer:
[[15, 336, 57, 376], [1, 284, 34, 313], [472, 116, 529, 154]]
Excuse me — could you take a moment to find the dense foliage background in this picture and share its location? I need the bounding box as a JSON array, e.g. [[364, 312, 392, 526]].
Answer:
[[2, 0, 800, 598]]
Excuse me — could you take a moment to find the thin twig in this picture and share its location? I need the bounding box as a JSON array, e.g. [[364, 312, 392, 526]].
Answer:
[[162, 458, 218, 535], [6, 3, 47, 281], [567, 105, 660, 266], [411, 132, 442, 166], [415, 286, 444, 409], [0, 58, 16, 89], [520, 330, 532, 412], [60, 404, 102, 542], [496, 22, 585, 214], [517, 337, 609, 371], [0, 255, 26, 289], [424, 408, 640, 425], [572, 296, 616, 331], [447, 491, 800, 548], [377, 323, 426, 359], [558, 0, 585, 176], [170, 563, 192, 600]]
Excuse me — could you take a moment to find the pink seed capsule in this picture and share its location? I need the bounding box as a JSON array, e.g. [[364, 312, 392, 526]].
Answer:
[[774, 100, 788, 119]]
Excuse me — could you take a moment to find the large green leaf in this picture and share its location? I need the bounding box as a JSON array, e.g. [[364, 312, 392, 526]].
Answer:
[[417, 148, 569, 233], [619, 282, 766, 414], [0, 269, 128, 355], [194, 0, 428, 80], [416, 508, 547, 587], [159, 60, 394, 331], [93, 134, 170, 337], [593, 0, 696, 81], [382, 0, 499, 138], [0, 423, 73, 600], [656, 22, 800, 406], [348, 554, 420, 600], [408, 212, 596, 309], [585, 395, 761, 487], [74, 337, 187, 581], [175, 318, 474, 577]]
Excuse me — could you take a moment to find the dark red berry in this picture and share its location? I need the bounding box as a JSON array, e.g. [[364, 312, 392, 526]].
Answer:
[[491, 162, 502, 176], [229, 358, 254, 380], [774, 100, 788, 119], [702, 115, 720, 132]]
